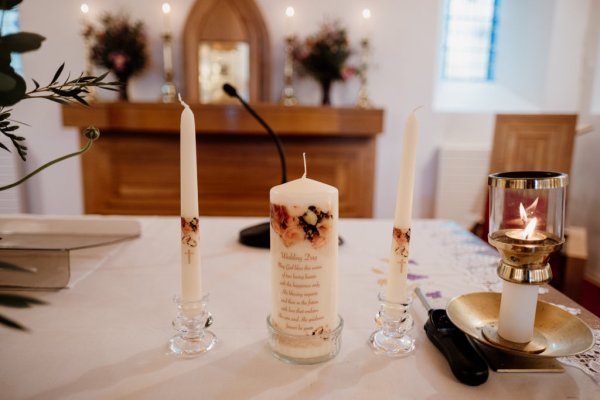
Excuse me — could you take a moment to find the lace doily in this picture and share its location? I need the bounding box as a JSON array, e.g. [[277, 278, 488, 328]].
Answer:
[[559, 329, 600, 382]]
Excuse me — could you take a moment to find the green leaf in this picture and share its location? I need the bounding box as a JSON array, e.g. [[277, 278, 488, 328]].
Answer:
[[51, 62, 64, 84], [0, 314, 27, 331], [43, 97, 68, 105], [0, 32, 46, 53], [0, 111, 10, 121], [0, 0, 23, 11], [73, 95, 88, 106], [31, 78, 40, 90], [0, 294, 46, 308], [0, 70, 25, 106], [0, 71, 16, 92], [2, 124, 18, 132], [0, 141, 10, 152]]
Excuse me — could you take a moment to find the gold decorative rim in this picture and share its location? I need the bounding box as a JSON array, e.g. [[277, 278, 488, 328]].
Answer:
[[488, 171, 568, 189]]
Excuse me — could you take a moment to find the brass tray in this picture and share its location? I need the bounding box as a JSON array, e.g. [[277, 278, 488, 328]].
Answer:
[[446, 292, 594, 358]]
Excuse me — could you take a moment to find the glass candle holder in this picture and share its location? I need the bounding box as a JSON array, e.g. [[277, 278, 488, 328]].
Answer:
[[487, 171, 567, 345], [369, 293, 415, 357], [169, 294, 216, 357]]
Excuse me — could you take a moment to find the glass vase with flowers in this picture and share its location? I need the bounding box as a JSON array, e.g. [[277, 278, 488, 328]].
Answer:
[[293, 20, 355, 105]]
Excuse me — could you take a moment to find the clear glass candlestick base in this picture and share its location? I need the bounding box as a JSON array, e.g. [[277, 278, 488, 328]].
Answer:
[[369, 293, 415, 357], [168, 294, 217, 357]]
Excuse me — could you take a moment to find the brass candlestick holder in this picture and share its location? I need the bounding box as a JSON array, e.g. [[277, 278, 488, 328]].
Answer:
[[447, 171, 594, 371], [356, 38, 371, 109], [161, 32, 177, 103], [280, 35, 298, 106]]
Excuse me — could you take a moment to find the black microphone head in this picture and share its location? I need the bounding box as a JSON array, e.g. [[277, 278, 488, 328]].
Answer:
[[223, 83, 238, 97]]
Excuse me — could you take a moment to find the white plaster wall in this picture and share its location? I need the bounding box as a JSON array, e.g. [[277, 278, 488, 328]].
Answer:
[[542, 0, 588, 112], [494, 0, 553, 107]]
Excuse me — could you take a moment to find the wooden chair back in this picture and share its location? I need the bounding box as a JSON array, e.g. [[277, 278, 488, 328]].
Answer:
[[489, 114, 577, 175]]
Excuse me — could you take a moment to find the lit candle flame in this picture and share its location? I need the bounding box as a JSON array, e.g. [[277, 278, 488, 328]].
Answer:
[[521, 217, 537, 240], [362, 8, 371, 19], [526, 197, 539, 213], [162, 2, 171, 14], [519, 203, 527, 225], [285, 6, 295, 17], [80, 3, 89, 14]]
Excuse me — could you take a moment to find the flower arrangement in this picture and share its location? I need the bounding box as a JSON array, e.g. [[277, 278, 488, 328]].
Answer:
[[86, 13, 148, 101], [293, 20, 355, 105]]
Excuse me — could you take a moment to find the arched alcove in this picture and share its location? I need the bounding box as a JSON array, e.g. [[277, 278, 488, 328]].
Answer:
[[183, 0, 271, 103]]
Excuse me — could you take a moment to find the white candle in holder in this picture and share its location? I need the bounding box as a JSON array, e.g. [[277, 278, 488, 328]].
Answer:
[[497, 281, 538, 343], [179, 96, 202, 304], [386, 110, 418, 303], [270, 156, 339, 359], [497, 208, 540, 343]]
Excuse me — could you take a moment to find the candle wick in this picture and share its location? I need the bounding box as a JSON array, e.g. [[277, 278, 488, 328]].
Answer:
[[302, 152, 307, 178], [412, 105, 424, 113], [178, 93, 189, 108]]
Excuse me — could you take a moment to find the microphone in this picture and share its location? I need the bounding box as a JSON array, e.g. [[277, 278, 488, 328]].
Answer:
[[223, 83, 287, 248]]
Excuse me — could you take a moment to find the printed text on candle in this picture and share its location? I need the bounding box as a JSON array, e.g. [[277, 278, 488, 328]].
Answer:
[[277, 251, 328, 334]]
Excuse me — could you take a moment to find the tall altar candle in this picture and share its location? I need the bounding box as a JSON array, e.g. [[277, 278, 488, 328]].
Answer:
[[386, 111, 418, 303], [270, 156, 339, 359], [162, 2, 172, 34], [179, 96, 202, 304]]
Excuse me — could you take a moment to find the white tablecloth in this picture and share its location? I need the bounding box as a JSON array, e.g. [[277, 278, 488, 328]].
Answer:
[[1, 217, 598, 399]]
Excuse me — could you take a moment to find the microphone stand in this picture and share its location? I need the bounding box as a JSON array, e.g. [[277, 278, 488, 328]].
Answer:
[[222, 83, 287, 248]]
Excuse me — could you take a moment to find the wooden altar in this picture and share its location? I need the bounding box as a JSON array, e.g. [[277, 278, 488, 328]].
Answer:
[[61, 102, 384, 218]]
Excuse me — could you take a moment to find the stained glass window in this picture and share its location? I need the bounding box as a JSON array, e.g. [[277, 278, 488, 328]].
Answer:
[[1, 8, 22, 74], [441, 0, 498, 81]]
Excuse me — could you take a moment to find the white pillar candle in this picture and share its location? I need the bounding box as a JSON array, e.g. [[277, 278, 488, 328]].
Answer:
[[386, 111, 418, 303], [270, 156, 339, 358], [497, 281, 538, 343], [179, 96, 202, 305]]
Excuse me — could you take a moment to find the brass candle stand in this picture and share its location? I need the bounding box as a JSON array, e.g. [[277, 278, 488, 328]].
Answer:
[[280, 35, 298, 106], [356, 38, 372, 109], [447, 171, 594, 371], [161, 32, 177, 103]]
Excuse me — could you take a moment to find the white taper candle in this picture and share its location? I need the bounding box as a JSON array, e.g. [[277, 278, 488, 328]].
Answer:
[[386, 110, 418, 303], [179, 95, 202, 304]]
